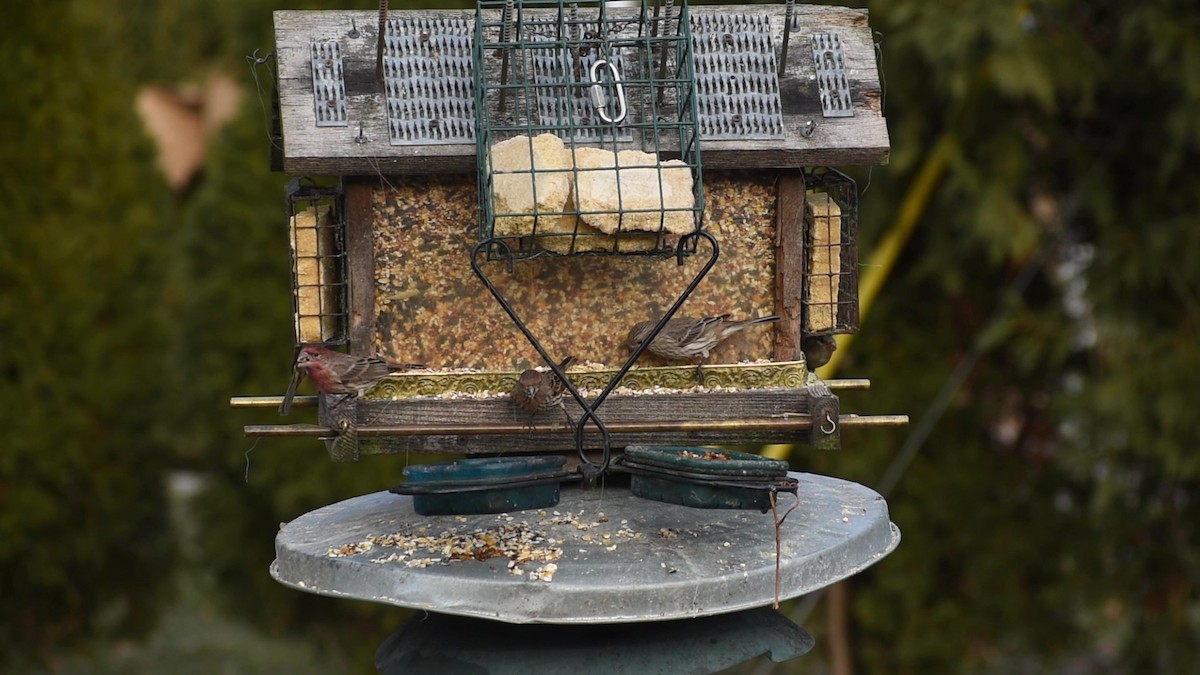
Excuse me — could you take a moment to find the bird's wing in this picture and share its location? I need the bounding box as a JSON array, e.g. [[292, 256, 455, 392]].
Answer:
[[344, 357, 390, 384], [550, 355, 576, 392], [678, 315, 728, 347], [386, 360, 426, 371]]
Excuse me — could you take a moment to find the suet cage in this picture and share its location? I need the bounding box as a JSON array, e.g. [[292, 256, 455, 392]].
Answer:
[[473, 0, 704, 261], [286, 178, 348, 348], [802, 166, 858, 337]]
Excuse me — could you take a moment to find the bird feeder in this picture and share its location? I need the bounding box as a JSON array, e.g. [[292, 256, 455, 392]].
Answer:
[[245, 1, 901, 466], [239, 2, 906, 670]]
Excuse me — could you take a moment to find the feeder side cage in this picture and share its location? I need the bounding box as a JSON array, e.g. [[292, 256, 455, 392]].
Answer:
[[474, 0, 704, 261], [286, 178, 348, 348], [802, 167, 859, 336]]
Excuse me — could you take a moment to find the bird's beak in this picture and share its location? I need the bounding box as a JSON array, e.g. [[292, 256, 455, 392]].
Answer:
[[525, 387, 538, 398]]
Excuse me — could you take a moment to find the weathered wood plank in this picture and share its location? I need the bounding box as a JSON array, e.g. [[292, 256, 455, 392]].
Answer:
[[774, 169, 805, 361], [357, 428, 815, 456], [343, 178, 377, 354], [273, 5, 887, 175], [805, 380, 840, 451], [341, 388, 820, 454]]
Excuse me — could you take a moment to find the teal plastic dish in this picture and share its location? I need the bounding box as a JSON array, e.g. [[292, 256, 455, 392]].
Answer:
[[622, 446, 790, 477], [629, 473, 781, 511], [621, 446, 793, 511], [399, 456, 568, 516]]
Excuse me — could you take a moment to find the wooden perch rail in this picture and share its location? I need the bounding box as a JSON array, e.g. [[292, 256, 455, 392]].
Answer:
[[226, 378, 873, 410], [232, 379, 895, 457], [243, 414, 908, 438]]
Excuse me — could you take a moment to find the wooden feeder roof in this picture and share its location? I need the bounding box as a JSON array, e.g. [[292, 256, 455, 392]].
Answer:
[[273, 4, 888, 175]]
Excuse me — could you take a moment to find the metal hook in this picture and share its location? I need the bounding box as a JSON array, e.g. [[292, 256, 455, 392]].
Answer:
[[675, 229, 711, 266], [820, 411, 837, 435], [480, 236, 516, 274], [589, 59, 627, 125]]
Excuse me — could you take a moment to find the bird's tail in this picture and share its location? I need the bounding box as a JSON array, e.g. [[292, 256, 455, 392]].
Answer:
[[724, 314, 781, 336], [746, 314, 781, 325]]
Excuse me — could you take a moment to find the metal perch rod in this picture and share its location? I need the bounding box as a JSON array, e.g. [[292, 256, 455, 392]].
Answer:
[[231, 395, 319, 408], [243, 414, 909, 437]]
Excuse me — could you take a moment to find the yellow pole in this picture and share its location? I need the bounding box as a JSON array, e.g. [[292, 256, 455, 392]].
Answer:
[[762, 134, 953, 460]]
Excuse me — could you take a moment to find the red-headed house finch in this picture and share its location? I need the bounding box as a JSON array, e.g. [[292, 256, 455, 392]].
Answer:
[[801, 335, 838, 373], [511, 355, 576, 427], [626, 314, 780, 380], [279, 345, 420, 414]]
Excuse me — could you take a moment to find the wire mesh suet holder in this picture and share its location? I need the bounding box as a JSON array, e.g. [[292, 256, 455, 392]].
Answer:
[[474, 0, 705, 261], [286, 178, 348, 348], [801, 167, 859, 336]]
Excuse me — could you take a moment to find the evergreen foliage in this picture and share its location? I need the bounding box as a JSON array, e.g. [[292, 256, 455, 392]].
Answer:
[[812, 0, 1200, 671], [1, 1, 175, 657]]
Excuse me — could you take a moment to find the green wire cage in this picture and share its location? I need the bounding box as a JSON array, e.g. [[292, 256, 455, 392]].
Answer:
[[286, 178, 347, 349], [473, 0, 705, 260], [802, 166, 859, 337]]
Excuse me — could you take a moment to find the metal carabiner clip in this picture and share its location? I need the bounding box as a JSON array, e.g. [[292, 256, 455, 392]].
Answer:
[[588, 59, 627, 125]]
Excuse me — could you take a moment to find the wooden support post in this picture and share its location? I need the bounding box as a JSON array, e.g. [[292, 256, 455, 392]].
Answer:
[[320, 394, 361, 462], [805, 380, 840, 451], [344, 178, 376, 357], [774, 169, 806, 361]]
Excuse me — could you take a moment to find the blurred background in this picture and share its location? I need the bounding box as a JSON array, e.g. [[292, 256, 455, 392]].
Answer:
[[3, 0, 1198, 673]]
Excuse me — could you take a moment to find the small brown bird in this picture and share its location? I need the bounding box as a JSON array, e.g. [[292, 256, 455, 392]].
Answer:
[[279, 345, 421, 414], [802, 335, 837, 372], [627, 314, 780, 380], [511, 355, 576, 427]]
